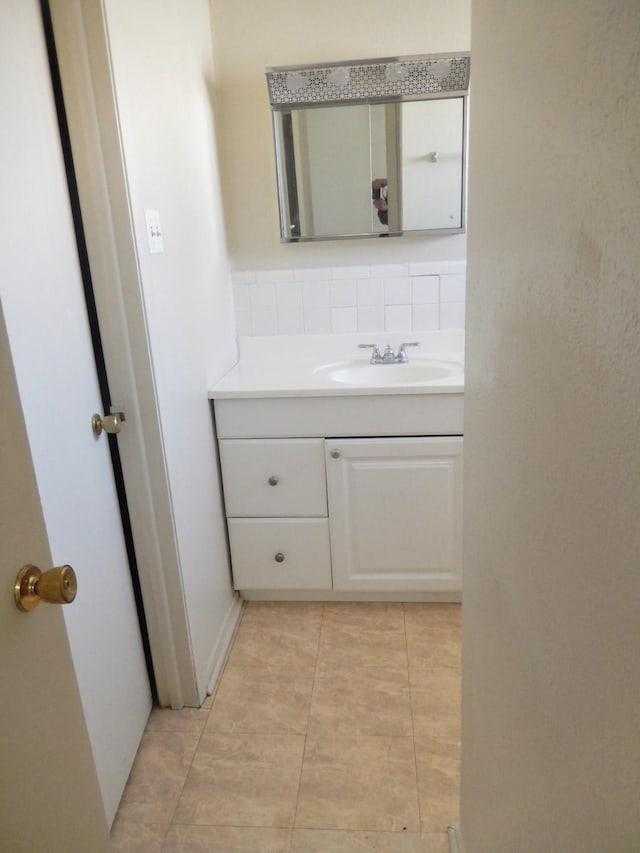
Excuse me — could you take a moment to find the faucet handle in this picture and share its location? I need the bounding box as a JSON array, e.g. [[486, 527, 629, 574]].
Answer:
[[358, 343, 382, 363], [397, 341, 419, 363]]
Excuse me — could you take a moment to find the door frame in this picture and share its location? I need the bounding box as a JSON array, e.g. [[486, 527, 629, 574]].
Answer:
[[47, 0, 198, 708]]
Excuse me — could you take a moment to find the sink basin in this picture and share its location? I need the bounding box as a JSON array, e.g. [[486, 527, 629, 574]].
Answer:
[[313, 358, 460, 386]]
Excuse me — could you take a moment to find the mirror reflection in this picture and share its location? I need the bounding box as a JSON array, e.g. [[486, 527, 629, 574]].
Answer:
[[267, 55, 470, 243]]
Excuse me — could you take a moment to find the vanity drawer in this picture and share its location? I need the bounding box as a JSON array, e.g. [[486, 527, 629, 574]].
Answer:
[[228, 518, 332, 590], [219, 438, 327, 517]]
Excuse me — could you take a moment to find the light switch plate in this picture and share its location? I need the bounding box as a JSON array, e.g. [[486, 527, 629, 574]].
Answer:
[[144, 208, 164, 254]]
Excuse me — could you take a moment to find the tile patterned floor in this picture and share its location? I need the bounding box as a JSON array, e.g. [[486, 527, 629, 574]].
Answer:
[[111, 601, 461, 852]]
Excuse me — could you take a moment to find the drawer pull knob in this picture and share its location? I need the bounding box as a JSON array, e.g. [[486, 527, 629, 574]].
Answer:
[[268, 475, 279, 486], [330, 449, 341, 459], [274, 552, 285, 563]]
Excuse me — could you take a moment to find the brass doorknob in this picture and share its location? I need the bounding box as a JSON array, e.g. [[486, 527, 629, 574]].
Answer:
[[91, 411, 125, 437], [14, 564, 77, 612]]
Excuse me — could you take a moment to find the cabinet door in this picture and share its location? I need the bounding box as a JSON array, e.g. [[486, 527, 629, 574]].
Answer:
[[326, 437, 462, 591]]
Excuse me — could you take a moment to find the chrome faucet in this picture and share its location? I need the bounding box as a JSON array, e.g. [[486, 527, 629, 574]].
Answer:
[[358, 342, 419, 364]]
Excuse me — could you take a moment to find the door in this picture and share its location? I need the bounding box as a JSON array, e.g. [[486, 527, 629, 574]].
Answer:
[[0, 305, 111, 851], [0, 0, 151, 826], [326, 437, 463, 592], [401, 98, 465, 230]]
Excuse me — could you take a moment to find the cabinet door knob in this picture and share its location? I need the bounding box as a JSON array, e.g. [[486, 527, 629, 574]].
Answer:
[[274, 552, 285, 563], [268, 475, 279, 486], [330, 449, 341, 459]]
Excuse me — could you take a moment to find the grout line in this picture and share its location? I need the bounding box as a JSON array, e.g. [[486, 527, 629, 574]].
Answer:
[[165, 602, 249, 828], [290, 601, 324, 845], [404, 602, 424, 834]]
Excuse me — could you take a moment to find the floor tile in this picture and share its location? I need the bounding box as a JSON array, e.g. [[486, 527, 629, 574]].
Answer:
[[206, 664, 315, 734], [295, 735, 420, 832], [323, 602, 406, 631], [406, 622, 461, 671], [146, 704, 211, 735], [414, 736, 460, 833], [413, 733, 460, 761], [410, 667, 461, 739], [318, 604, 407, 668], [228, 604, 322, 667], [173, 732, 305, 827], [308, 666, 412, 737], [291, 828, 436, 851], [163, 825, 292, 851], [241, 600, 324, 627], [110, 816, 167, 851], [118, 730, 200, 824], [420, 832, 451, 853], [403, 603, 461, 629]]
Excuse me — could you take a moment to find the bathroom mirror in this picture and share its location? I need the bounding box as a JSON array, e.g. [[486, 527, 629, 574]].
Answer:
[[266, 54, 470, 242]]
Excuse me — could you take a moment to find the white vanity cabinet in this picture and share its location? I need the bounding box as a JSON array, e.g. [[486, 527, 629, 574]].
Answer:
[[216, 412, 463, 597], [325, 437, 463, 592]]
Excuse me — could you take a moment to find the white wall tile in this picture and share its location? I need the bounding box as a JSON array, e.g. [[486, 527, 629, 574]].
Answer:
[[357, 305, 385, 333], [235, 311, 251, 336], [251, 309, 278, 335], [256, 268, 293, 283], [331, 306, 357, 333], [439, 274, 466, 303], [375, 263, 409, 278], [357, 277, 384, 306], [412, 303, 439, 330], [408, 261, 449, 276], [384, 277, 411, 305], [330, 280, 356, 306], [302, 280, 330, 308], [294, 266, 331, 281], [304, 307, 331, 334], [236, 258, 466, 337], [231, 270, 256, 285], [232, 282, 249, 312], [248, 282, 275, 311], [277, 308, 305, 335], [440, 302, 466, 329], [331, 265, 370, 279], [385, 305, 412, 332], [412, 275, 440, 304], [275, 281, 303, 310]]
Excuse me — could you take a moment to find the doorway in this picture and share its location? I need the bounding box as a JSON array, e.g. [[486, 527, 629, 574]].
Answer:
[[39, 0, 156, 699]]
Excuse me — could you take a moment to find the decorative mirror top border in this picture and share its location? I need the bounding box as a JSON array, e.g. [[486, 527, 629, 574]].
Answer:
[[266, 53, 470, 108]]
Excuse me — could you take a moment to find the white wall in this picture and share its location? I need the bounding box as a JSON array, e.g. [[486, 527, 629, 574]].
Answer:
[[462, 2, 640, 849], [209, 0, 470, 270], [103, 0, 239, 697]]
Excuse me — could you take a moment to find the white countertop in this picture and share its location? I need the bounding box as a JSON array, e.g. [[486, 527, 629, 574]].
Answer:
[[209, 332, 465, 400]]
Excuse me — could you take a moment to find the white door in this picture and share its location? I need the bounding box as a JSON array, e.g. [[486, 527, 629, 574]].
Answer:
[[326, 437, 463, 592], [0, 305, 111, 851], [0, 0, 151, 826]]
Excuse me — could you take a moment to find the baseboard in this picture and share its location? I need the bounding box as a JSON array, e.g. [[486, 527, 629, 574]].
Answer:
[[448, 822, 465, 853], [204, 592, 243, 699]]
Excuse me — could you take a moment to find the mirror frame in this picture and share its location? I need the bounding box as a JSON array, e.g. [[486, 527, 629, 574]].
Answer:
[[266, 53, 470, 243]]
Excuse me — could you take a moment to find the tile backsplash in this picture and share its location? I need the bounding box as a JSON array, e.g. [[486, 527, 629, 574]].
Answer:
[[232, 260, 466, 337]]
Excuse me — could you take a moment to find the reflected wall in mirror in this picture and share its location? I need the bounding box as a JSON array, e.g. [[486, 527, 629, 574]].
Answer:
[[266, 54, 470, 242]]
